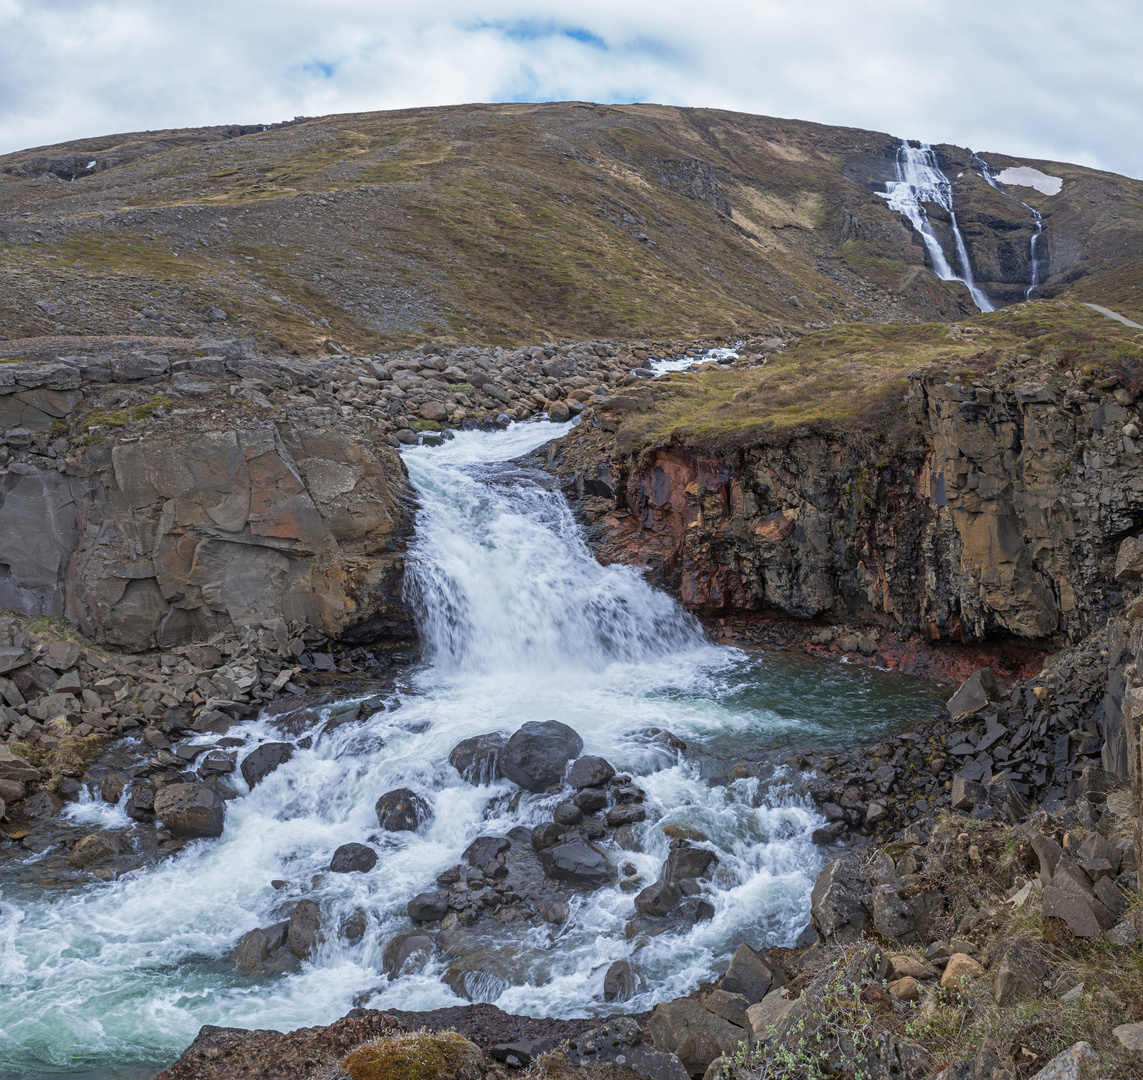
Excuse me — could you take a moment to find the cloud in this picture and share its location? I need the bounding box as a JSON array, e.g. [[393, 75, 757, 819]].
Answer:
[[0, 0, 1139, 179]]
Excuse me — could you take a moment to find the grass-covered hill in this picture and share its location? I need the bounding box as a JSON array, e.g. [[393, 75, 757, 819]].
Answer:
[[1, 101, 1141, 353]]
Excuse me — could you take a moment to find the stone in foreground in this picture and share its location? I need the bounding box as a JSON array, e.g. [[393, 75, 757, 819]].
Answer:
[[497, 720, 584, 792], [154, 783, 225, 838]]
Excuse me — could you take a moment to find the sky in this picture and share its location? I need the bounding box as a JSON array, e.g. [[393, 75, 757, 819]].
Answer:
[[0, 0, 1141, 178]]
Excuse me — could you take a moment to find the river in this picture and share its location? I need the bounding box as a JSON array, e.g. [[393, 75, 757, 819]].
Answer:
[[0, 421, 942, 1079]]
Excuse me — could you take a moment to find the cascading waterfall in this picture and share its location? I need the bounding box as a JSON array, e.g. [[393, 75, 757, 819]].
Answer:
[[972, 151, 1045, 299], [0, 422, 943, 1079], [879, 140, 995, 313]]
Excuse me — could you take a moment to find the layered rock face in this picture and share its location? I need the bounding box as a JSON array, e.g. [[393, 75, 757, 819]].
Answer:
[[554, 360, 1143, 646], [0, 351, 413, 649]]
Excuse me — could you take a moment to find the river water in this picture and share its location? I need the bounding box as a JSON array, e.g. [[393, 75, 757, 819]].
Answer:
[[0, 422, 942, 1079]]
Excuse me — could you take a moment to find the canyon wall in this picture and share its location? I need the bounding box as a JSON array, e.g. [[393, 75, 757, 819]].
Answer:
[[553, 362, 1143, 647]]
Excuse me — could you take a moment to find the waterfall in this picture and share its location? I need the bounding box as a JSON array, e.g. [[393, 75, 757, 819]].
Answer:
[[878, 140, 994, 313], [972, 151, 1045, 299]]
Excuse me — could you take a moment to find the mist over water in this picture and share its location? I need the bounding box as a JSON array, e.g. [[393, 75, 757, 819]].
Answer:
[[0, 422, 942, 1078]]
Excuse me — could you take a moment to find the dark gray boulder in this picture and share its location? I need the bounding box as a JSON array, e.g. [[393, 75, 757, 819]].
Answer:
[[539, 840, 617, 887], [719, 943, 774, 1003], [947, 668, 999, 720], [498, 721, 584, 792], [568, 755, 616, 789], [553, 802, 584, 826], [573, 788, 608, 812], [407, 890, 449, 922], [376, 788, 430, 831], [810, 857, 867, 941], [662, 842, 717, 883], [635, 880, 682, 917], [449, 732, 508, 784], [462, 835, 511, 867], [232, 920, 299, 975], [287, 899, 322, 959], [241, 742, 294, 788], [672, 896, 715, 923], [382, 931, 434, 978], [329, 842, 378, 873], [153, 783, 224, 838], [604, 960, 637, 1002]]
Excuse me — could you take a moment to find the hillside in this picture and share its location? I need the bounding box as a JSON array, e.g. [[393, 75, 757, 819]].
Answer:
[[1, 102, 1141, 353]]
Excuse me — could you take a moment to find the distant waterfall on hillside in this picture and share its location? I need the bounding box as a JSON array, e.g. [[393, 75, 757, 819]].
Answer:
[[878, 140, 994, 313], [973, 152, 1045, 299]]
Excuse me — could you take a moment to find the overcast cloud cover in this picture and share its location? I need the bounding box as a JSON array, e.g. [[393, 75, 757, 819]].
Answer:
[[0, 0, 1141, 178]]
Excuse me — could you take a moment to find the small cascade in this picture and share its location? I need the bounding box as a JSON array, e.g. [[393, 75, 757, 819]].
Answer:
[[972, 152, 1044, 298], [878, 140, 994, 313]]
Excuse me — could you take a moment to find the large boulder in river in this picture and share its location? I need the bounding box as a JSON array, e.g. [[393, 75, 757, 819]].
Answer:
[[382, 931, 435, 978], [233, 920, 299, 975], [376, 788, 430, 831], [153, 783, 225, 838], [288, 899, 322, 959], [498, 721, 584, 792], [241, 742, 294, 788], [329, 842, 377, 873], [568, 755, 616, 789], [539, 840, 617, 887], [448, 732, 508, 784]]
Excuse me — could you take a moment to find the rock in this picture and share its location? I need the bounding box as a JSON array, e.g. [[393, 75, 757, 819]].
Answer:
[[871, 882, 932, 943], [635, 880, 682, 917], [947, 668, 999, 720], [1115, 536, 1143, 580], [1113, 1023, 1143, 1051], [607, 803, 647, 826], [69, 832, 126, 869], [376, 788, 430, 831], [153, 783, 224, 838], [20, 790, 63, 819], [497, 720, 583, 792], [574, 787, 607, 812], [888, 976, 921, 1001], [647, 997, 742, 1077], [329, 842, 377, 873], [552, 802, 583, 826], [0, 777, 26, 804], [462, 835, 510, 867], [287, 899, 321, 959], [719, 944, 774, 1003], [604, 959, 637, 1002], [531, 821, 566, 851], [994, 940, 1050, 1004], [448, 732, 507, 784], [1042, 886, 1106, 937], [419, 401, 448, 422], [673, 897, 715, 923], [233, 921, 298, 975], [382, 931, 434, 978], [240, 742, 294, 788], [1030, 1042, 1096, 1078], [744, 991, 797, 1045], [407, 891, 449, 922], [567, 755, 616, 788], [125, 782, 155, 820], [951, 774, 989, 810], [810, 857, 867, 940], [342, 1031, 484, 1080], [941, 953, 985, 990], [662, 842, 717, 882], [0, 746, 39, 784], [702, 989, 749, 1029], [100, 773, 126, 804], [548, 401, 570, 423], [340, 909, 367, 942], [539, 840, 617, 887]]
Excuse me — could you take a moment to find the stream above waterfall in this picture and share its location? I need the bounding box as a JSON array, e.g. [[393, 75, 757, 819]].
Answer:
[[0, 422, 944, 1080]]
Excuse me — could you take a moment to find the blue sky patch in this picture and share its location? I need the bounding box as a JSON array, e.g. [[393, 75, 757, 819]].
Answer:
[[469, 20, 609, 50]]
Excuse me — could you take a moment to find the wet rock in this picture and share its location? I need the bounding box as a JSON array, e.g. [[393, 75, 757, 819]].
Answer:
[[240, 742, 294, 788], [153, 783, 224, 838], [125, 782, 155, 820], [553, 802, 583, 826], [604, 959, 636, 1002], [382, 931, 434, 978], [607, 803, 647, 826], [636, 879, 682, 917], [567, 755, 616, 788], [329, 842, 377, 873], [573, 788, 608, 812], [648, 997, 742, 1077], [947, 668, 999, 720], [810, 857, 867, 940], [233, 921, 299, 975], [539, 840, 617, 887], [376, 788, 430, 831], [673, 896, 715, 923], [69, 832, 127, 869], [100, 772, 127, 804], [531, 822, 566, 851], [407, 891, 449, 923], [448, 732, 507, 784], [21, 790, 63, 819], [663, 842, 717, 883], [287, 899, 322, 959], [719, 944, 773, 1003], [340, 909, 367, 942], [497, 720, 583, 792], [462, 835, 510, 867]]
